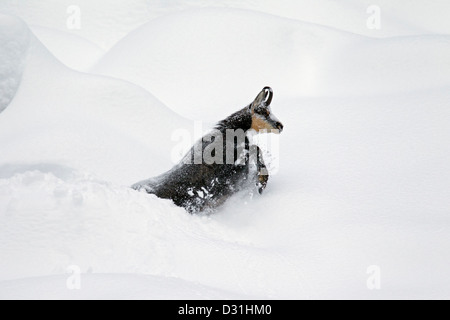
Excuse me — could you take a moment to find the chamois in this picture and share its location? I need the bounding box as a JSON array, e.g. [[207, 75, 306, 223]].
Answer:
[[132, 87, 284, 213]]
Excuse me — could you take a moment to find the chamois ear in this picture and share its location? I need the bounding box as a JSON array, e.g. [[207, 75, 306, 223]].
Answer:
[[252, 88, 267, 108], [252, 87, 273, 107]]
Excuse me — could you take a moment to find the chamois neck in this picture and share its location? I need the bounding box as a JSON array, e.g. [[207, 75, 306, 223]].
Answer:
[[215, 106, 252, 132]]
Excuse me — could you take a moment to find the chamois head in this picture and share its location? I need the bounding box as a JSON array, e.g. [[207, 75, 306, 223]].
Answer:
[[249, 87, 284, 134]]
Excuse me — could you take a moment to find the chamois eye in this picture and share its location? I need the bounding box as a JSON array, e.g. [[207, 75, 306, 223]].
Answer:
[[266, 110, 270, 116]]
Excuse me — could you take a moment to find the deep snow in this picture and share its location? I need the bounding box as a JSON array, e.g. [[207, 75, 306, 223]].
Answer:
[[0, 1, 450, 300], [0, 14, 29, 113]]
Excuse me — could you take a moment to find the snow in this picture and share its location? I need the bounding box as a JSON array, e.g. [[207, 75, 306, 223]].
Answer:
[[0, 21, 190, 185], [1, 1, 450, 299], [31, 26, 105, 72], [93, 8, 450, 120], [0, 274, 252, 300], [0, 15, 30, 113]]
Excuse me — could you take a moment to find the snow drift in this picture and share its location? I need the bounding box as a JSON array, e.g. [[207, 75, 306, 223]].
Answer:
[[0, 15, 30, 113], [0, 15, 190, 185], [93, 9, 450, 121], [31, 26, 105, 72], [1, 2, 450, 299]]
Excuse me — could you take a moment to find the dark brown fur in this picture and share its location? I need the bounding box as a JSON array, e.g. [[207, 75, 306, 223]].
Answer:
[[132, 87, 283, 213]]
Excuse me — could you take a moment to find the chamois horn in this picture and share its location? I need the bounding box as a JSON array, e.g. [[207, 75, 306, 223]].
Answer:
[[263, 87, 273, 106]]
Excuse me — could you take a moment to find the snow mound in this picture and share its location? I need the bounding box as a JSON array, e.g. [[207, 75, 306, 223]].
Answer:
[[31, 26, 105, 72], [93, 9, 355, 120], [0, 168, 179, 281], [0, 18, 191, 184], [93, 9, 450, 121], [0, 14, 30, 113], [0, 167, 305, 299]]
